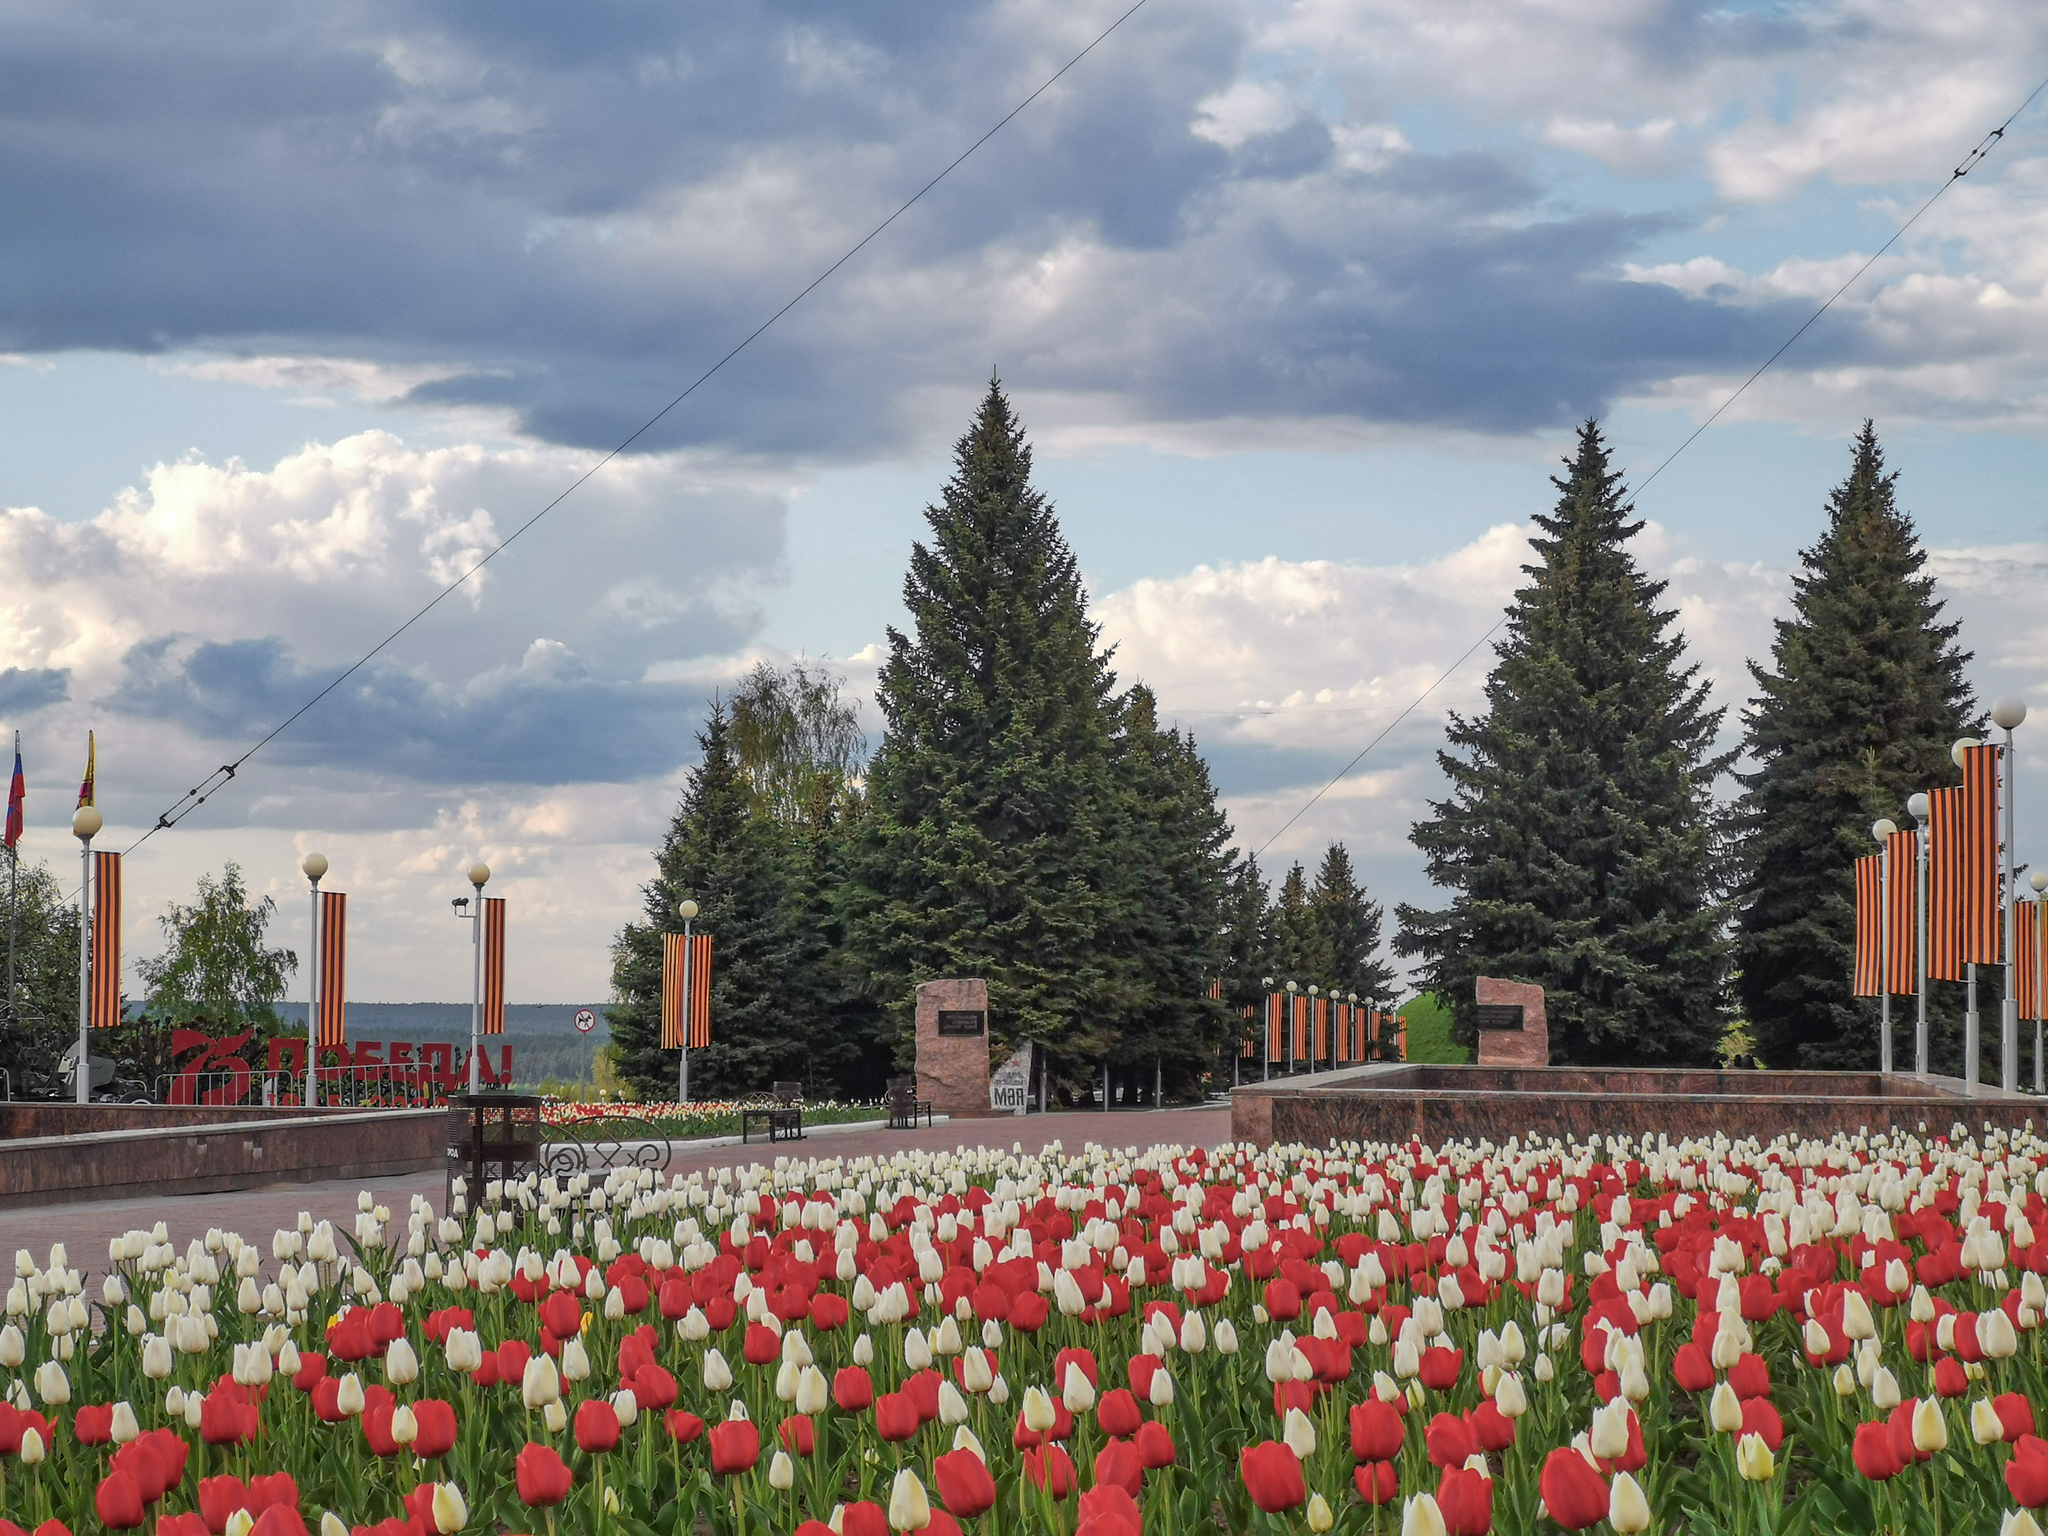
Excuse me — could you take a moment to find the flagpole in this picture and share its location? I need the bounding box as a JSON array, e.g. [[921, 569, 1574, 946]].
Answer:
[[1909, 794, 1930, 1074], [467, 862, 489, 1094], [677, 900, 698, 1105], [72, 805, 99, 1104], [6, 731, 19, 1026], [302, 854, 326, 1105], [1874, 819, 1894, 1075], [1994, 698, 2027, 1092]]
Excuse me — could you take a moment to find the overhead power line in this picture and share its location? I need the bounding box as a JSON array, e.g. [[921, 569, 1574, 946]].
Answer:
[[1252, 69, 2048, 860], [121, 0, 1158, 858]]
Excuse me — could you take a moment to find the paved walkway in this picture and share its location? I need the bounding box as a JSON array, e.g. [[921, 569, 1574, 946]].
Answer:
[[0, 1106, 1229, 1278]]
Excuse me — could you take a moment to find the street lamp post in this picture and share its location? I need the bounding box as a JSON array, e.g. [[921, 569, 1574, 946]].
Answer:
[[677, 899, 698, 1104], [465, 862, 489, 1094], [302, 853, 326, 1104], [1285, 980, 1298, 1075], [1994, 698, 2027, 1092], [1261, 977, 1273, 1083], [1307, 985, 1320, 1072], [1873, 818, 1898, 1073], [1908, 793, 1931, 1073], [71, 805, 99, 1105]]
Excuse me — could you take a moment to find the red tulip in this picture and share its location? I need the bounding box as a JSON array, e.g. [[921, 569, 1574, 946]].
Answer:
[[1351, 1398, 1405, 1461], [631, 1365, 678, 1411], [1077, 1484, 1142, 1536], [539, 1291, 582, 1341], [1466, 1400, 1515, 1453], [905, 1370, 943, 1424], [779, 1416, 815, 1456], [410, 1400, 457, 1459], [1997, 1394, 2039, 1444], [1009, 1293, 1049, 1332], [158, 1517, 209, 1536], [94, 1471, 145, 1530], [1096, 1388, 1143, 1439], [1538, 1448, 1608, 1531], [31, 1523, 70, 1536], [935, 1449, 997, 1518], [251, 1510, 307, 1536], [1425, 1412, 1478, 1469], [1670, 1342, 1714, 1393], [74, 1406, 114, 1446], [875, 1392, 920, 1442], [367, 1302, 404, 1345], [742, 1325, 780, 1366], [1355, 1461, 1398, 1505], [1437, 1466, 1492, 1536], [1239, 1441, 1305, 1514], [291, 1353, 327, 1393], [110, 1439, 169, 1504], [1263, 1278, 1303, 1320], [1053, 1348, 1098, 1389], [1886, 1402, 1931, 1466], [361, 1402, 400, 1458], [665, 1410, 706, 1445], [199, 1390, 257, 1447], [1933, 1357, 1968, 1398], [2010, 1435, 2048, 1508], [833, 1367, 874, 1412], [838, 1503, 888, 1536], [310, 1379, 343, 1423], [325, 1312, 373, 1362], [247, 1475, 298, 1514], [810, 1293, 850, 1330], [1740, 1398, 1784, 1452], [1134, 1420, 1176, 1469], [1728, 1353, 1771, 1400], [515, 1443, 575, 1507], [574, 1400, 621, 1454], [708, 1419, 761, 1475], [1093, 1437, 1143, 1497], [1126, 1355, 1163, 1401], [497, 1341, 532, 1382], [1418, 1346, 1463, 1392], [1023, 1444, 1076, 1498], [1854, 1420, 1903, 1481], [199, 1476, 250, 1535]]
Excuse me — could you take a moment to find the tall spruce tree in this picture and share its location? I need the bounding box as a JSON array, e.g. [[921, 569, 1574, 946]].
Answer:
[[1395, 421, 1730, 1063], [1311, 844, 1396, 1004], [1733, 423, 1976, 1069], [1101, 685, 1233, 1099], [846, 379, 1142, 1088]]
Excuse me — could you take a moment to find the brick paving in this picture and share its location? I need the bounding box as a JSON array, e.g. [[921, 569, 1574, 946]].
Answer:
[[0, 1105, 1229, 1279]]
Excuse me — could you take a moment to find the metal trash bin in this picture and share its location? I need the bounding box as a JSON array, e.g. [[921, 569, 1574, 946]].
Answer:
[[445, 1092, 543, 1215]]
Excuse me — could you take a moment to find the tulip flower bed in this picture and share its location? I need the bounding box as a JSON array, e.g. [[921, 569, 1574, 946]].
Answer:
[[539, 1102, 887, 1141], [15, 1126, 2048, 1536]]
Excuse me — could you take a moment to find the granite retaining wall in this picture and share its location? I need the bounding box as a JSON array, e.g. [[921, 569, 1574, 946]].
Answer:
[[1230, 1064, 2043, 1148]]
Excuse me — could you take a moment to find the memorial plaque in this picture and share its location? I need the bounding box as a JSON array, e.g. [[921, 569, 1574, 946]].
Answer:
[[937, 1010, 985, 1037], [1475, 977, 1548, 1067], [1475, 1004, 1524, 1032], [917, 980, 992, 1116]]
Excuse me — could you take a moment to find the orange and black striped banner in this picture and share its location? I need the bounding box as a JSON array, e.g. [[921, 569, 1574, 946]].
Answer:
[[1239, 1004, 1258, 1058], [660, 932, 712, 1048], [2018, 901, 2041, 1022], [1335, 1002, 1351, 1064], [89, 850, 121, 1028], [1961, 743, 2003, 964], [1291, 994, 1306, 1059], [316, 890, 347, 1049], [1266, 994, 1283, 1061], [1928, 786, 1966, 981], [1853, 853, 1881, 997], [1884, 829, 1918, 995], [481, 897, 506, 1035], [1312, 997, 1328, 1061]]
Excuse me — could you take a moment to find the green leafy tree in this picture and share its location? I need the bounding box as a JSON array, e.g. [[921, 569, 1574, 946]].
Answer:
[[729, 657, 867, 831], [137, 863, 297, 1030], [1732, 423, 1977, 1070], [1395, 421, 1731, 1064], [845, 379, 1142, 1094], [0, 858, 81, 1079]]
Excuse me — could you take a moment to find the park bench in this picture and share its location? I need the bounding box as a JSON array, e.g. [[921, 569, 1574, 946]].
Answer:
[[886, 1075, 932, 1130], [741, 1082, 805, 1144]]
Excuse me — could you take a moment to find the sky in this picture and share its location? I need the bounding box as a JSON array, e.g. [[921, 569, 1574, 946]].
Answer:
[[3, 0, 2048, 1005]]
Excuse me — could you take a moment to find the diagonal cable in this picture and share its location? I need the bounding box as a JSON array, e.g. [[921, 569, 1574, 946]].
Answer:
[[123, 0, 1159, 856]]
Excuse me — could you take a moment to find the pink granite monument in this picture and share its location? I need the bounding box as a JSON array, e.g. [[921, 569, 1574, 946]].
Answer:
[[915, 978, 992, 1116], [1475, 976, 1548, 1066]]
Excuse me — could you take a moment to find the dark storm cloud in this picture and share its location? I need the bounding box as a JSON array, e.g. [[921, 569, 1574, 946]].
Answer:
[[0, 0, 1843, 451], [111, 634, 708, 785], [0, 666, 68, 716]]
